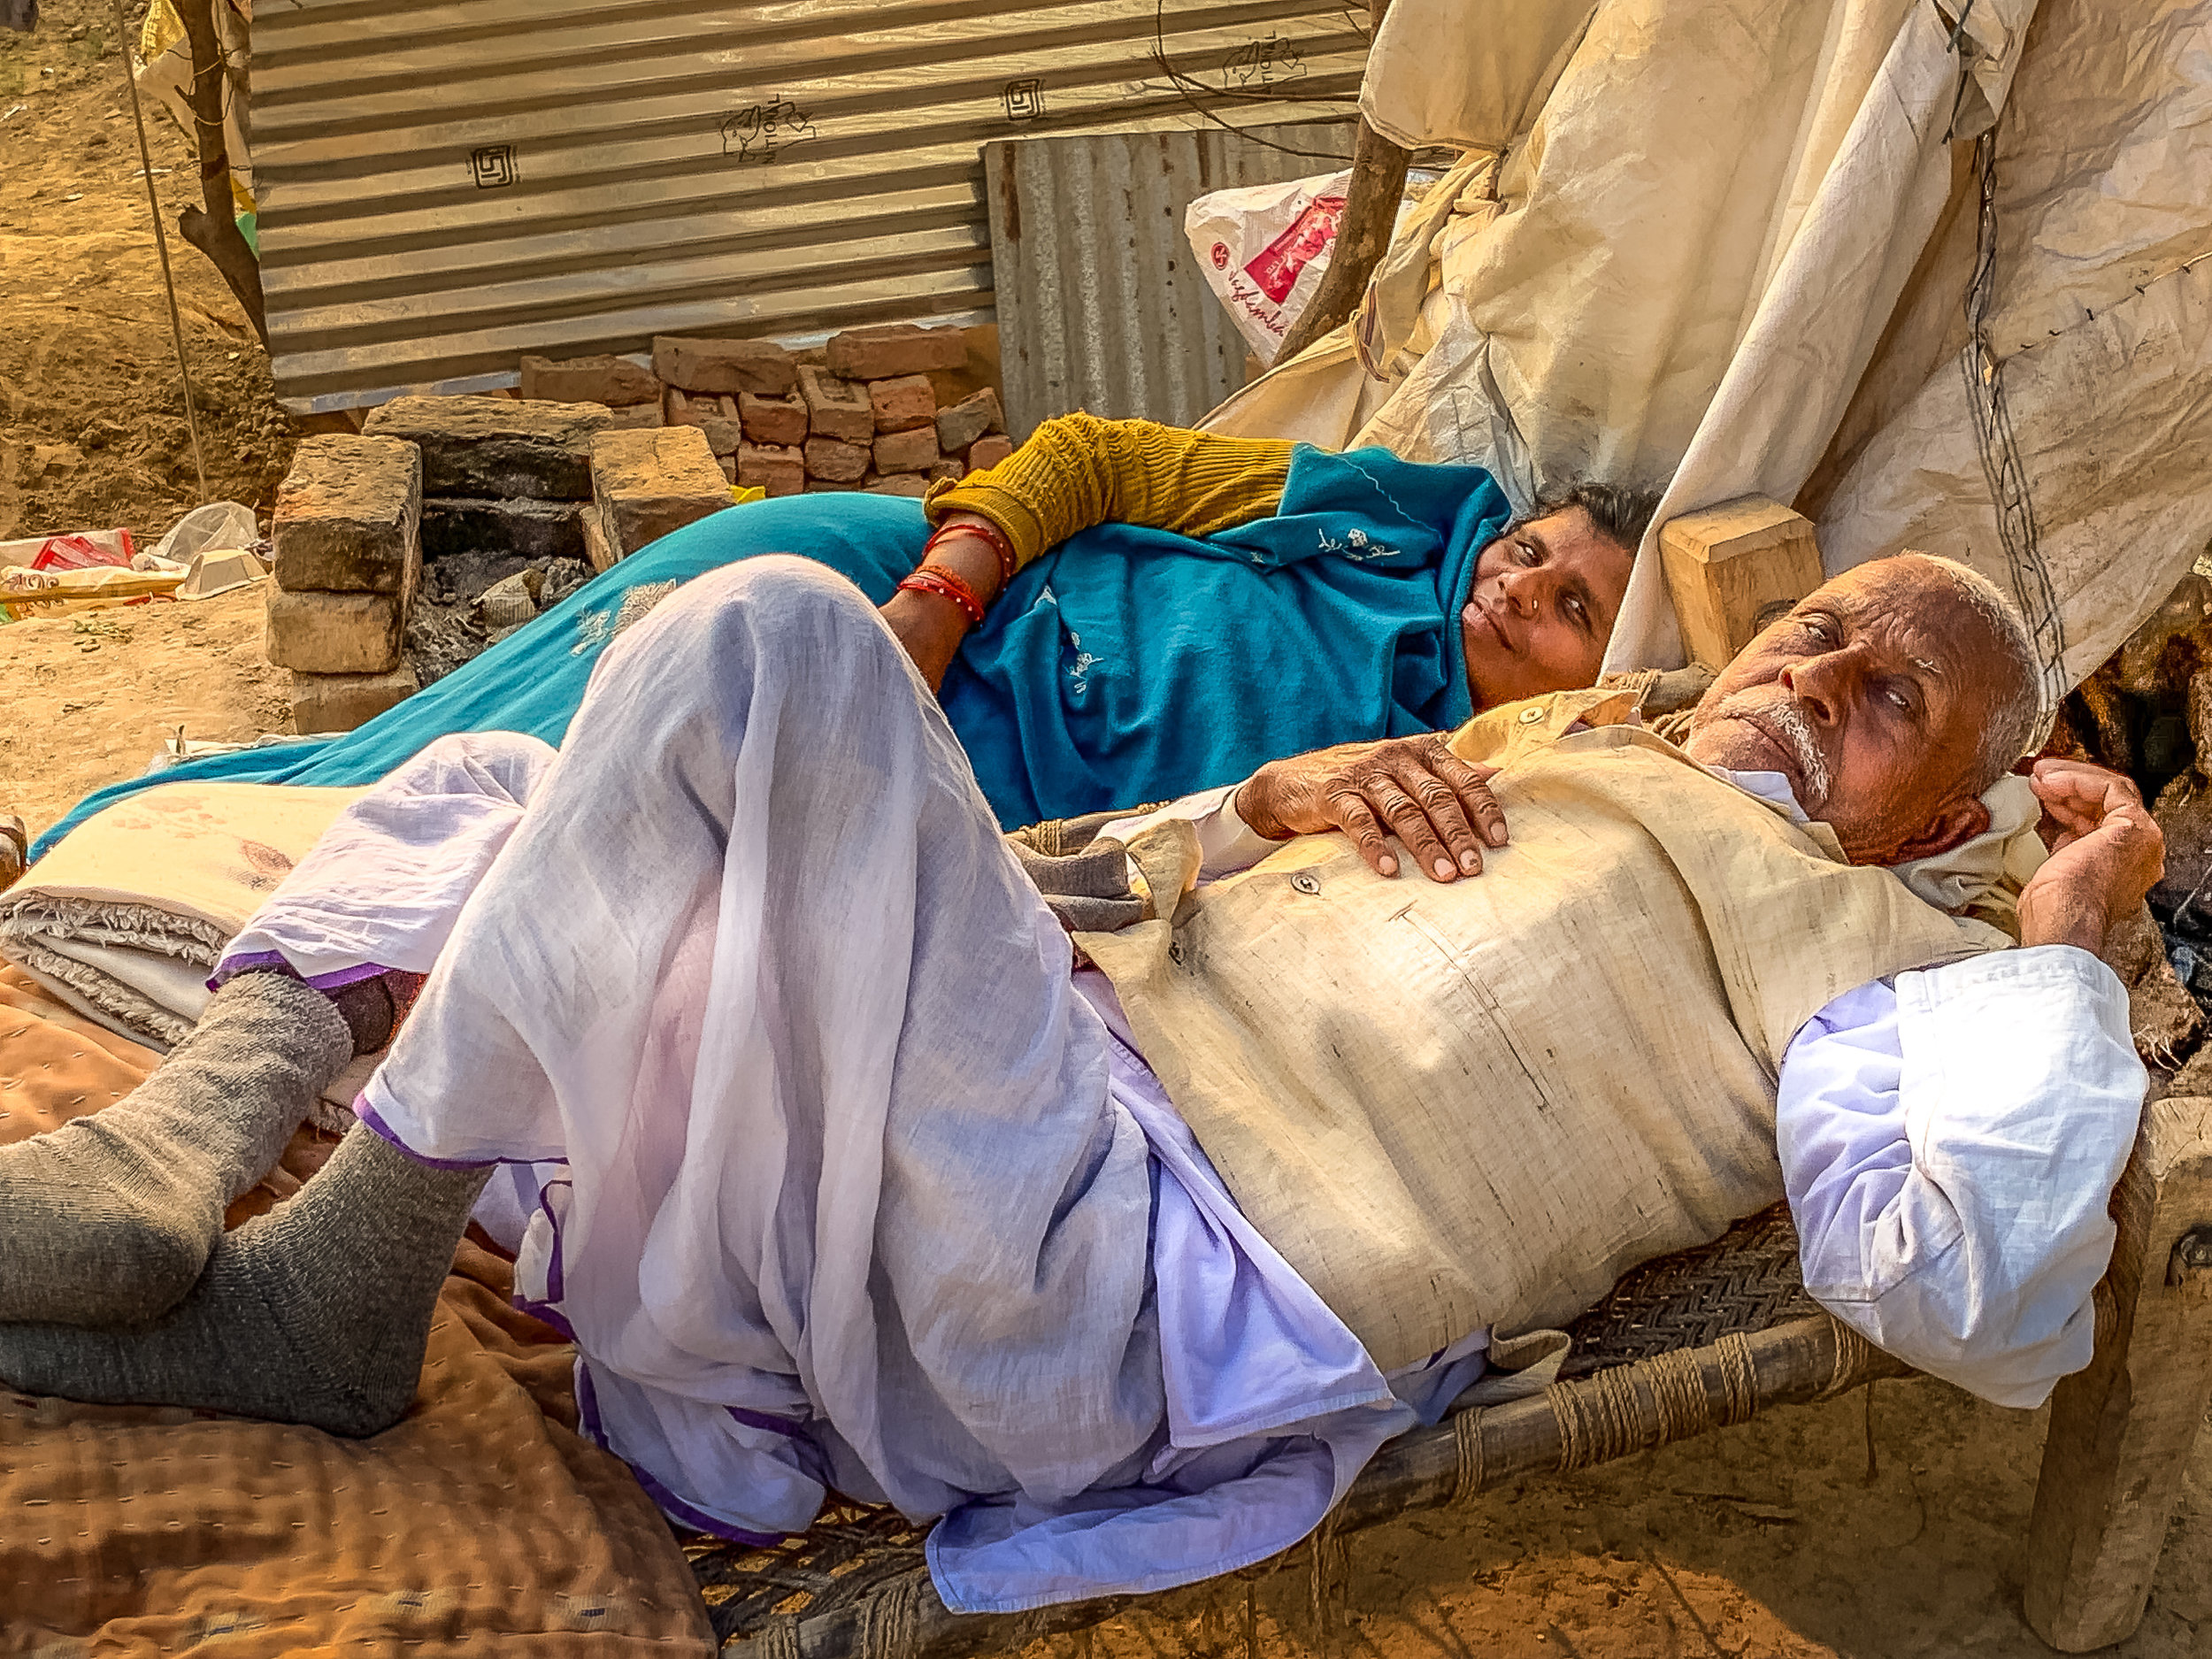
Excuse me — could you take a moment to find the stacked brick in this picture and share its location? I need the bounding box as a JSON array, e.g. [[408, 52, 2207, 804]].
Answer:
[[534, 324, 1010, 501], [266, 434, 426, 734]]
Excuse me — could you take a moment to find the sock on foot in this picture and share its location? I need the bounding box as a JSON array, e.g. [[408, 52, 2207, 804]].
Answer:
[[0, 970, 353, 1326], [0, 1123, 491, 1437]]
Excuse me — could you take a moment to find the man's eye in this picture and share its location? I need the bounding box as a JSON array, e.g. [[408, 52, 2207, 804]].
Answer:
[[1800, 615, 1839, 645], [1517, 541, 1541, 565], [1884, 685, 1916, 714]]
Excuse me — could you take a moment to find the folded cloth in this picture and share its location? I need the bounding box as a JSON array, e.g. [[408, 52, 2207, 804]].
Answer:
[[0, 780, 365, 1054]]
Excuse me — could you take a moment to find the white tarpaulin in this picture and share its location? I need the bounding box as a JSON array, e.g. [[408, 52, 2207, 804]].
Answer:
[[1204, 0, 2212, 694]]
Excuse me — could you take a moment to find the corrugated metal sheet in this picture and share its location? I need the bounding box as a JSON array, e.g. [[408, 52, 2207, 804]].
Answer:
[[984, 121, 1355, 438], [250, 0, 1371, 413]]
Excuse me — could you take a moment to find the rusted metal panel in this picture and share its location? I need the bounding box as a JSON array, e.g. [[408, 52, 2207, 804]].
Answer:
[[250, 0, 1371, 412], [984, 120, 1355, 438]]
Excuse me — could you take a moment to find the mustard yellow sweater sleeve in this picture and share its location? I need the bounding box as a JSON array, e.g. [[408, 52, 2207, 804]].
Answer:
[[923, 412, 1296, 571]]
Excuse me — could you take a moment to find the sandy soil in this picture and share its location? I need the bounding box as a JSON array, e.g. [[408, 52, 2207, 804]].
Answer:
[[0, 584, 284, 838], [2, 5, 2208, 1655], [0, 0, 296, 552]]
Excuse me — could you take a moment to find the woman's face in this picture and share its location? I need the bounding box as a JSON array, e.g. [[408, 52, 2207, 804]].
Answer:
[[1458, 507, 1635, 710]]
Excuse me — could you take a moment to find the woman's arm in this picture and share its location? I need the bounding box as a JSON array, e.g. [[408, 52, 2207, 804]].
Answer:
[[925, 411, 1295, 572], [887, 413, 1296, 689]]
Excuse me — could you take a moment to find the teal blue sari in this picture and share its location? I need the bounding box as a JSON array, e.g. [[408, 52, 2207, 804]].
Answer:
[[32, 448, 1509, 858]]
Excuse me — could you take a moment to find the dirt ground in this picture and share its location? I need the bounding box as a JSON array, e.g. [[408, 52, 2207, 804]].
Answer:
[[2, 4, 2208, 1655]]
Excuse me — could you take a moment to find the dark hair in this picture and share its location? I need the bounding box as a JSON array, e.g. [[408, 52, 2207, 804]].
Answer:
[[1525, 482, 1664, 553]]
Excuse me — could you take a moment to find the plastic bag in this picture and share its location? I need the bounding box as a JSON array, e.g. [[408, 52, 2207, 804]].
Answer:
[[0, 528, 136, 572], [1187, 169, 1440, 367], [1187, 170, 1354, 366], [145, 501, 258, 571]]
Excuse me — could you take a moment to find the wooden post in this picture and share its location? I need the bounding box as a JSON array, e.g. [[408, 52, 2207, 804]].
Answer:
[[174, 0, 267, 342], [2023, 1096, 2212, 1651], [1656, 496, 1824, 671], [1271, 0, 1411, 367]]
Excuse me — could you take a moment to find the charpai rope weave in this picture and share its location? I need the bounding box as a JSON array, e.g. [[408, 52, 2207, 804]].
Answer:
[[687, 1205, 1890, 1653]]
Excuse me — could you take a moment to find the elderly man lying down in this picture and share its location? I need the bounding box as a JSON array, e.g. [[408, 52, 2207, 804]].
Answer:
[[0, 551, 2160, 1613]]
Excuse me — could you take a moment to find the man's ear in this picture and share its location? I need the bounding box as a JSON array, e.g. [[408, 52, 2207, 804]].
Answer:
[[1889, 793, 1994, 863]]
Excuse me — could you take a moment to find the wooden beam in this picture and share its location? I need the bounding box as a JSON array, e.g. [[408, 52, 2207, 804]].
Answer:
[[2024, 1095, 2212, 1650], [1657, 496, 1824, 671]]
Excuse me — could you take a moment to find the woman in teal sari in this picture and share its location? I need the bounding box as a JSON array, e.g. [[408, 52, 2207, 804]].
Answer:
[[32, 417, 1652, 856]]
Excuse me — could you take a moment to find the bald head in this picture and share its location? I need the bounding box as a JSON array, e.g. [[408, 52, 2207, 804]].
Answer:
[[1682, 553, 2040, 865]]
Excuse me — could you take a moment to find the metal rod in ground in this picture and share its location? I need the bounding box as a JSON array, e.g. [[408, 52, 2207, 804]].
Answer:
[[107, 0, 209, 501]]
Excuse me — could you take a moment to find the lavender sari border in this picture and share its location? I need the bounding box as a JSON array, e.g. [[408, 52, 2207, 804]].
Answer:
[[574, 1364, 787, 1548], [209, 951, 392, 995]]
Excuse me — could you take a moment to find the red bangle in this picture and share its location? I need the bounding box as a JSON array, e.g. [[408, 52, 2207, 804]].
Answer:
[[897, 567, 986, 625], [926, 520, 1017, 591]]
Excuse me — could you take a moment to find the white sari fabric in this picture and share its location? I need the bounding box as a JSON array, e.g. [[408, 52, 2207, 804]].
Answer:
[[357, 558, 1165, 1532]]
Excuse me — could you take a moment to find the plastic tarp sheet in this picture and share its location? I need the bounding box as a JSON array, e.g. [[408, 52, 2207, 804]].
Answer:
[[1204, 0, 2212, 693]]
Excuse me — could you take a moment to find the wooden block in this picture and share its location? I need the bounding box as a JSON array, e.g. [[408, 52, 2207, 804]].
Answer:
[[2024, 1095, 2212, 1650], [1656, 496, 1824, 670]]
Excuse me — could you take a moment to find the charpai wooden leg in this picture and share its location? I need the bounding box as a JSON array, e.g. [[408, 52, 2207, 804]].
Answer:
[[2024, 1096, 2212, 1651]]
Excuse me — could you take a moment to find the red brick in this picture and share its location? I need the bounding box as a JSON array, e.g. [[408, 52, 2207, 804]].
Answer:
[[867, 375, 936, 434], [873, 426, 941, 475], [740, 390, 810, 448], [864, 473, 932, 498], [651, 335, 799, 396], [797, 367, 873, 445], [927, 459, 964, 486], [825, 324, 966, 381], [803, 436, 871, 484], [934, 388, 1004, 455], [965, 434, 1015, 473], [665, 388, 704, 426], [518, 353, 659, 408], [698, 417, 743, 458], [717, 395, 740, 421], [738, 443, 805, 498], [603, 402, 664, 430]]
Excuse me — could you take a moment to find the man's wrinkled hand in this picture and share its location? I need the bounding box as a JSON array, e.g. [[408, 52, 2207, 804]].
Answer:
[[2017, 757, 2164, 956], [1235, 734, 1507, 882]]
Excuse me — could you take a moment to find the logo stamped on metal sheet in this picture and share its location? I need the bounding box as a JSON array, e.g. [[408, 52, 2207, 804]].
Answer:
[[469, 144, 518, 189], [723, 98, 818, 165], [1002, 78, 1045, 121]]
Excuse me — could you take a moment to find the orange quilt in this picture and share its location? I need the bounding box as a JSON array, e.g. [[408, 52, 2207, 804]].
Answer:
[[0, 968, 716, 1656]]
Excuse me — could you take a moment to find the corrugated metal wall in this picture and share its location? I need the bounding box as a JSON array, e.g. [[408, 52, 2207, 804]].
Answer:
[[986, 121, 1355, 438], [251, 0, 1371, 413]]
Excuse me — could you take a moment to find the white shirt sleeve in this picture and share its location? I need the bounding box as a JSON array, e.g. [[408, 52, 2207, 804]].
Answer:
[[1777, 945, 2146, 1409], [1097, 782, 1283, 882]]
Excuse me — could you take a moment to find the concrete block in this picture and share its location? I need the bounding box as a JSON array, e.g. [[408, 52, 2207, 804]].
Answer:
[[361, 395, 611, 501], [518, 353, 659, 408], [868, 375, 936, 434], [964, 434, 1016, 473], [272, 434, 422, 595], [740, 390, 809, 448], [603, 402, 664, 430], [698, 417, 743, 458], [826, 324, 966, 381], [266, 587, 410, 675], [738, 443, 805, 498], [864, 473, 932, 499], [797, 366, 874, 445], [289, 665, 420, 735], [651, 335, 799, 396], [590, 426, 733, 564], [1657, 495, 1824, 670], [420, 497, 586, 563], [934, 387, 1004, 456], [873, 426, 941, 475], [803, 436, 871, 483]]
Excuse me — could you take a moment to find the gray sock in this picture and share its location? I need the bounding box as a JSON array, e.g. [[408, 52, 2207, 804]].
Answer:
[[0, 971, 353, 1325], [0, 1123, 491, 1437]]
